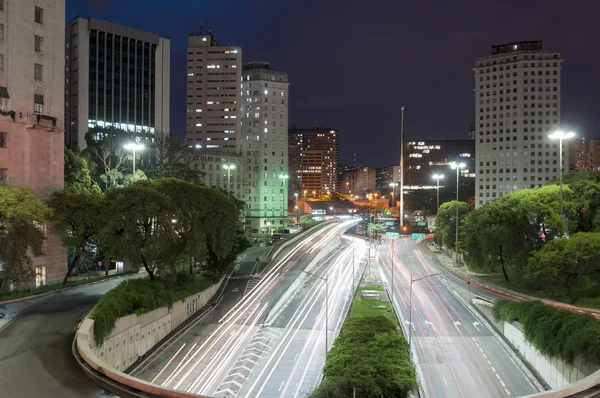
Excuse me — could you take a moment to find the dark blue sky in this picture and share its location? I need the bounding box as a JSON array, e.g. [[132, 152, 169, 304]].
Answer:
[[69, 0, 600, 167]]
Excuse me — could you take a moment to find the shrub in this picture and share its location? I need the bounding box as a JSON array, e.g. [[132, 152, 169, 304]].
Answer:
[[575, 297, 600, 310], [493, 300, 600, 364]]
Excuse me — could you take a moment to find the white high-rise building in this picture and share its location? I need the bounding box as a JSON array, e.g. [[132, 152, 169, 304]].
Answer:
[[241, 61, 289, 234], [474, 41, 565, 208], [66, 17, 170, 151], [185, 28, 241, 151]]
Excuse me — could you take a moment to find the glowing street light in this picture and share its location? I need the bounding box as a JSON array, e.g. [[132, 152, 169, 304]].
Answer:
[[223, 164, 235, 197], [549, 131, 575, 224], [450, 162, 466, 265], [432, 174, 444, 210], [124, 143, 144, 174]]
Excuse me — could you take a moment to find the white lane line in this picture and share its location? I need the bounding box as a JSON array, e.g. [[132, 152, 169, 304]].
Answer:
[[443, 377, 448, 387], [495, 373, 501, 380], [294, 353, 300, 361], [471, 337, 476, 342], [500, 380, 506, 388], [483, 353, 488, 359], [491, 366, 496, 372], [487, 360, 492, 366], [278, 380, 286, 392], [505, 388, 511, 396]]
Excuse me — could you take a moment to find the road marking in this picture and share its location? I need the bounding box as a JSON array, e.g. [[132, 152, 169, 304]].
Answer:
[[483, 354, 488, 359], [505, 388, 511, 396], [487, 360, 492, 365], [232, 287, 239, 292], [491, 367, 496, 372], [443, 377, 448, 387], [424, 320, 436, 331], [453, 321, 461, 331], [496, 373, 501, 380], [501, 380, 506, 387], [294, 353, 300, 361], [472, 321, 481, 332], [471, 337, 476, 342], [278, 381, 286, 392]]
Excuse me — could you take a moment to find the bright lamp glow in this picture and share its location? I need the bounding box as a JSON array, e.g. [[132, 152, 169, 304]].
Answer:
[[223, 164, 235, 170], [549, 131, 575, 140], [432, 174, 444, 179], [124, 143, 144, 151], [450, 162, 465, 169]]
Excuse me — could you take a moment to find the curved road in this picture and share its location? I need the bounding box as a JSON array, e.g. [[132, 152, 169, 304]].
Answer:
[[0, 277, 143, 398]]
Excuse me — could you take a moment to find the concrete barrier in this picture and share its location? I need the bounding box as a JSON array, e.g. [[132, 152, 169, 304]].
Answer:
[[75, 277, 224, 397]]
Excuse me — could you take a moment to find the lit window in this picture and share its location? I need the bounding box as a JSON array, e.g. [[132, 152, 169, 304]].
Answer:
[[195, 123, 202, 127], [202, 37, 207, 42], [188, 73, 194, 76], [196, 108, 202, 112], [207, 65, 216, 69], [264, 90, 268, 95], [207, 101, 213, 104], [231, 49, 238, 54]]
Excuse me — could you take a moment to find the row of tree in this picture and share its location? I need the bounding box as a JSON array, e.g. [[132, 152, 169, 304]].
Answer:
[[434, 172, 600, 300]]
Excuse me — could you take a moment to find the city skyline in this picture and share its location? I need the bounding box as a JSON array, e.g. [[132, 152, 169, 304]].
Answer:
[[67, 0, 600, 167]]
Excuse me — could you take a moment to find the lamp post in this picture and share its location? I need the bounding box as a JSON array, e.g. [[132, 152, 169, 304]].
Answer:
[[432, 174, 444, 211], [389, 182, 398, 219], [263, 222, 271, 260], [295, 205, 299, 224], [408, 272, 441, 348], [223, 164, 235, 197], [450, 162, 465, 266], [400, 106, 405, 230], [312, 190, 316, 199], [279, 174, 289, 231], [301, 270, 328, 358], [549, 131, 575, 225], [124, 143, 145, 174]]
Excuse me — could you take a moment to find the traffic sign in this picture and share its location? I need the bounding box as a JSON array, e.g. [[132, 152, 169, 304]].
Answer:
[[417, 221, 426, 226], [386, 232, 400, 239], [412, 233, 426, 239], [385, 221, 394, 225]]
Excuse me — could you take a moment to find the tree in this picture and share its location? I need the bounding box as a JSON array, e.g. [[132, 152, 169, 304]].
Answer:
[[547, 172, 600, 233], [526, 233, 600, 298], [0, 184, 49, 288], [64, 148, 101, 194], [434, 201, 471, 249], [98, 181, 182, 280], [147, 134, 203, 182], [46, 190, 103, 284]]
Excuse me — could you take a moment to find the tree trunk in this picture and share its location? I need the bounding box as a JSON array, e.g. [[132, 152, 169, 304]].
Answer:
[[140, 255, 154, 281], [63, 253, 81, 285], [499, 244, 509, 282]]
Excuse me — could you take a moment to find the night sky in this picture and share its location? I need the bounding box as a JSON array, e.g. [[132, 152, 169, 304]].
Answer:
[[68, 0, 600, 167]]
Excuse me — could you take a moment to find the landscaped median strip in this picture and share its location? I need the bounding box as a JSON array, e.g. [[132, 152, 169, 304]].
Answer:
[[309, 285, 417, 398]]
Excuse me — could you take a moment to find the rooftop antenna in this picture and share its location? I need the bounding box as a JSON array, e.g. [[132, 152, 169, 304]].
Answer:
[[199, 22, 203, 35], [207, 24, 212, 35]]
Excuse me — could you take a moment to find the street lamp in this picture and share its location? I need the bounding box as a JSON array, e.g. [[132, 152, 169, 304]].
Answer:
[[549, 131, 575, 225], [389, 182, 398, 215], [279, 174, 289, 231], [301, 270, 328, 358], [312, 190, 316, 199], [450, 162, 466, 266], [408, 272, 441, 348], [432, 174, 444, 211], [262, 222, 271, 260], [124, 143, 145, 174], [223, 164, 235, 197], [329, 206, 336, 217], [295, 205, 299, 224]]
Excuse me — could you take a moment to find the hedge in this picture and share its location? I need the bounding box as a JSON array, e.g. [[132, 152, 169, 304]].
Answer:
[[90, 273, 214, 344], [493, 300, 600, 364]]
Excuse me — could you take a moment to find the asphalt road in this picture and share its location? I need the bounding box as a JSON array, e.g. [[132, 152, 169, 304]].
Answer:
[[0, 275, 142, 398], [132, 220, 363, 398], [379, 238, 539, 398]]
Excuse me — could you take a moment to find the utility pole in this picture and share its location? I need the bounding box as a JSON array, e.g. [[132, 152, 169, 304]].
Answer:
[[400, 106, 405, 229]]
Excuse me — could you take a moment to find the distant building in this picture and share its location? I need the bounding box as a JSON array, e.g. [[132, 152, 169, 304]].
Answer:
[[340, 166, 376, 197], [185, 27, 241, 151], [589, 140, 600, 172], [474, 41, 564, 208], [0, 0, 66, 285], [376, 165, 401, 191], [288, 124, 339, 197], [66, 17, 170, 150], [302, 200, 357, 216], [193, 150, 242, 199], [405, 140, 475, 186], [241, 61, 289, 233], [568, 137, 587, 173]]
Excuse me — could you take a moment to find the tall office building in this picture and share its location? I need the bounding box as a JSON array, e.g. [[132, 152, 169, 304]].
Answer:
[[65, 17, 170, 150], [405, 140, 476, 186], [341, 166, 376, 197], [474, 41, 564, 208], [185, 27, 241, 151], [0, 0, 66, 285], [568, 137, 587, 172], [241, 62, 289, 233], [376, 165, 401, 191], [588, 140, 600, 172], [288, 124, 338, 197]]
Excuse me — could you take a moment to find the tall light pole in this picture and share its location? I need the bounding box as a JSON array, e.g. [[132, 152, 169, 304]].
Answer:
[[432, 174, 444, 211], [223, 164, 235, 197], [389, 182, 398, 220], [408, 272, 441, 348], [450, 162, 465, 266], [399, 106, 405, 229], [279, 174, 289, 231], [329, 206, 336, 217], [312, 190, 316, 199], [301, 270, 328, 358], [549, 131, 575, 225], [124, 143, 145, 174], [263, 222, 271, 260]]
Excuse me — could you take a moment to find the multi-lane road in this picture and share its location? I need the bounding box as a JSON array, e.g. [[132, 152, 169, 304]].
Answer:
[[131, 220, 366, 398], [379, 237, 540, 398]]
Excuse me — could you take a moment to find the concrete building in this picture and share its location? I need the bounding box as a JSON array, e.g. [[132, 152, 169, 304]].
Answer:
[[376, 165, 401, 191], [341, 166, 376, 197], [65, 17, 170, 151], [474, 41, 564, 208], [588, 140, 600, 172], [241, 61, 289, 234], [194, 150, 242, 198], [185, 27, 241, 151], [0, 0, 66, 285], [568, 137, 587, 173], [288, 124, 338, 198]]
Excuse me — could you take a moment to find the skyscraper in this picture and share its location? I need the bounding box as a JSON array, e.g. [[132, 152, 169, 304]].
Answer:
[[0, 0, 66, 285], [65, 17, 170, 150], [474, 41, 564, 208], [588, 140, 600, 172], [288, 124, 339, 198], [568, 137, 587, 172], [241, 62, 289, 233], [185, 27, 241, 151]]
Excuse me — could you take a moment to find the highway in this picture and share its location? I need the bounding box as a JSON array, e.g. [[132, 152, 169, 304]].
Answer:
[[379, 237, 540, 398], [132, 219, 366, 397]]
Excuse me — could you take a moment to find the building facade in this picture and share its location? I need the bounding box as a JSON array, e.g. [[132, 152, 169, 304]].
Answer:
[[474, 41, 564, 208], [0, 0, 66, 285], [241, 62, 289, 234], [341, 166, 376, 197], [185, 28, 241, 151], [588, 139, 600, 172], [288, 124, 338, 198], [376, 165, 401, 191], [194, 150, 242, 198], [65, 17, 170, 150], [568, 137, 587, 173]]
